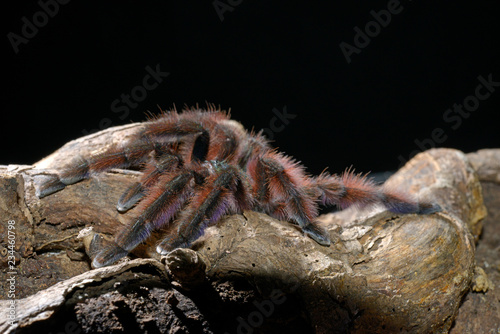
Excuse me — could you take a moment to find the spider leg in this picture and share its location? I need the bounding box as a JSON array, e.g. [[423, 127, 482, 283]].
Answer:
[[156, 161, 251, 254], [117, 152, 183, 212], [92, 171, 193, 268], [247, 152, 331, 246], [117, 181, 144, 213], [144, 110, 228, 140], [118, 128, 213, 212], [308, 169, 441, 214], [146, 111, 243, 163], [37, 139, 157, 198], [117, 128, 211, 212]]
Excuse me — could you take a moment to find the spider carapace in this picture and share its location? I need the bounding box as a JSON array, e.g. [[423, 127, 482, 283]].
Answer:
[[37, 107, 440, 268]]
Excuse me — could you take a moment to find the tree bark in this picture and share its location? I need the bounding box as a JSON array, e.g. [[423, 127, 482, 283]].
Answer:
[[0, 123, 496, 333], [449, 149, 500, 333]]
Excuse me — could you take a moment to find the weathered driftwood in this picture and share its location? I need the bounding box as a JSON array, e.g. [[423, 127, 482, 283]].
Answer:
[[450, 149, 500, 333], [0, 122, 494, 333]]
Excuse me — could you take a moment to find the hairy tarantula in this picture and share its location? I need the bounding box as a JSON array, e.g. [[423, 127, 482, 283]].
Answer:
[[37, 107, 440, 268]]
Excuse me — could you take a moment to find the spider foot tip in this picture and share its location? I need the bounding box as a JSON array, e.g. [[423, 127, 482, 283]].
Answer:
[[116, 204, 130, 213], [91, 246, 129, 268], [91, 257, 106, 269], [34, 174, 66, 198], [303, 224, 332, 247], [417, 202, 442, 215], [156, 244, 171, 256]]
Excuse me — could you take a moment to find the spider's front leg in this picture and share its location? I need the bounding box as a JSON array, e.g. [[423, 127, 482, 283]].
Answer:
[[117, 151, 184, 212], [36, 137, 157, 198], [248, 152, 331, 247], [156, 161, 252, 254], [92, 171, 193, 268]]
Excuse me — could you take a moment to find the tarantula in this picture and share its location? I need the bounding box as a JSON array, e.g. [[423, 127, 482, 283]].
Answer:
[[37, 107, 440, 268]]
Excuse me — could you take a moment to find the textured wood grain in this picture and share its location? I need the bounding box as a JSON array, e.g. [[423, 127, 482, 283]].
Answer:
[[0, 122, 491, 333], [450, 149, 500, 333]]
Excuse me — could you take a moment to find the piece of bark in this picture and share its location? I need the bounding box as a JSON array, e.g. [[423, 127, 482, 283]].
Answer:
[[192, 148, 481, 333], [0, 122, 489, 333], [0, 259, 167, 333], [466, 149, 500, 183], [34, 123, 145, 170], [449, 149, 500, 333]]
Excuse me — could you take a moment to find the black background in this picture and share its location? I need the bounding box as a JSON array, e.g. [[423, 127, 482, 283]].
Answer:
[[3, 1, 499, 176]]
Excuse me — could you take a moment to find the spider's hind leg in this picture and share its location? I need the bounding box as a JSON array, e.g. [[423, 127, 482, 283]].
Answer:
[[248, 152, 331, 247], [307, 169, 441, 215]]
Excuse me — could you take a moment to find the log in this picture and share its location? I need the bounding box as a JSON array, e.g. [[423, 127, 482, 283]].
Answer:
[[0, 122, 493, 333], [449, 149, 500, 333]]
